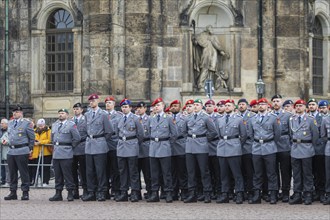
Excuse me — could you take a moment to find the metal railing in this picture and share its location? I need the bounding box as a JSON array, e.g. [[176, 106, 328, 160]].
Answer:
[[0, 144, 54, 188]]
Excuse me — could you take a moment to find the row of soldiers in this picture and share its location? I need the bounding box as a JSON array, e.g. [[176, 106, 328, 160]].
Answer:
[[3, 94, 330, 205]]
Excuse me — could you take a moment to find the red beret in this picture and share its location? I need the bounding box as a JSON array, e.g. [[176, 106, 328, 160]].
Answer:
[[214, 107, 218, 112], [294, 99, 306, 108], [225, 99, 235, 105], [88, 93, 99, 101], [182, 105, 186, 111], [104, 96, 115, 102], [249, 99, 258, 106], [165, 106, 171, 113], [185, 99, 194, 105], [216, 100, 226, 106], [151, 97, 163, 106], [170, 100, 181, 107], [257, 98, 269, 104], [205, 100, 215, 106]]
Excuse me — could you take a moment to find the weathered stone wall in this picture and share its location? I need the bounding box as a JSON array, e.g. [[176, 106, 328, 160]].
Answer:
[[0, 0, 329, 119]]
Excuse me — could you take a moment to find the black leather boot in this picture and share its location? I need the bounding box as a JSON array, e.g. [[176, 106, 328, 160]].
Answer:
[[21, 191, 29, 201], [160, 189, 166, 199], [49, 190, 63, 201], [165, 192, 173, 203], [130, 191, 139, 202], [67, 190, 74, 202], [116, 191, 128, 202], [289, 192, 302, 205], [216, 193, 229, 204], [97, 192, 106, 201], [73, 189, 79, 199], [281, 190, 289, 203], [236, 192, 243, 204], [269, 190, 277, 204], [304, 192, 312, 205], [180, 189, 188, 201], [204, 192, 211, 203], [323, 193, 330, 205], [81, 189, 88, 199], [147, 191, 160, 202], [184, 191, 197, 203], [82, 192, 96, 201], [4, 190, 17, 200], [249, 190, 261, 204], [320, 191, 326, 203]]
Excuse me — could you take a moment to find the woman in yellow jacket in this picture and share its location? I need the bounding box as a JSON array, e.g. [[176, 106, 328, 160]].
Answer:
[[29, 119, 52, 186]]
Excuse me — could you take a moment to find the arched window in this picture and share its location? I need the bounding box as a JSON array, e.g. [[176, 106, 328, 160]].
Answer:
[[312, 17, 323, 95], [46, 9, 74, 92]]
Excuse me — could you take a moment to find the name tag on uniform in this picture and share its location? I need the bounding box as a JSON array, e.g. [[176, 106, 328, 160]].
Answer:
[[56, 142, 59, 145]]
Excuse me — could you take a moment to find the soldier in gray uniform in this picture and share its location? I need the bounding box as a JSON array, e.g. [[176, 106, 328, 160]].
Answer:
[[321, 109, 330, 205], [49, 108, 81, 202], [308, 98, 327, 202], [271, 95, 292, 202], [289, 99, 319, 205], [3, 105, 35, 201], [248, 98, 281, 204], [147, 98, 178, 203], [71, 103, 88, 199], [183, 99, 218, 203], [82, 94, 114, 202], [115, 99, 144, 202], [238, 98, 256, 200], [170, 100, 188, 201], [104, 96, 121, 200], [135, 101, 152, 200], [204, 99, 221, 200], [215, 99, 247, 204]]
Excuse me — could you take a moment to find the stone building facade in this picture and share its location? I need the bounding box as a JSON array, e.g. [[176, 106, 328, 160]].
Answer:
[[0, 0, 329, 119]]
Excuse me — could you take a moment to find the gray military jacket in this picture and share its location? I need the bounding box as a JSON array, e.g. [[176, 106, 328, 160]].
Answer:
[[241, 110, 255, 154], [138, 114, 150, 158], [149, 112, 178, 158], [289, 113, 319, 159], [72, 115, 87, 156], [106, 110, 122, 151], [7, 118, 35, 156], [51, 120, 81, 159], [85, 107, 114, 155], [183, 111, 218, 154], [248, 112, 281, 155], [208, 112, 221, 156], [321, 115, 330, 156], [309, 112, 326, 155], [171, 113, 187, 156], [116, 113, 144, 157], [216, 113, 247, 157], [273, 110, 292, 152]]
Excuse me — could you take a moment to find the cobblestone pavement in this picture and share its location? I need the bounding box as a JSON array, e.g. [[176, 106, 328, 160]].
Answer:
[[0, 187, 329, 220]]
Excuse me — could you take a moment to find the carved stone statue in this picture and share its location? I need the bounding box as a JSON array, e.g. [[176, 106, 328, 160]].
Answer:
[[192, 25, 230, 90]]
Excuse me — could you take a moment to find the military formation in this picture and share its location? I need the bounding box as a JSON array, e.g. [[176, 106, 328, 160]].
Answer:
[[2, 94, 330, 206]]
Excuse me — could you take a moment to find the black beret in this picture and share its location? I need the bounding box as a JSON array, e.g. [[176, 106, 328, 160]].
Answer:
[[237, 98, 248, 105], [73, 103, 82, 108], [271, 94, 282, 101], [12, 105, 23, 112], [282, 100, 294, 107], [136, 101, 147, 108]]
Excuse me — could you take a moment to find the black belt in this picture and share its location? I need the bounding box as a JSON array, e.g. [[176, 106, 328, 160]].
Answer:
[[10, 143, 29, 149], [188, 134, 207, 139], [80, 138, 87, 143], [119, 136, 137, 141], [177, 136, 185, 140], [254, 138, 274, 144], [150, 137, 170, 142], [143, 138, 150, 142], [293, 139, 312, 144], [88, 134, 105, 139], [328, 138, 330, 141], [220, 135, 239, 140], [54, 142, 72, 146], [281, 131, 289, 136]]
